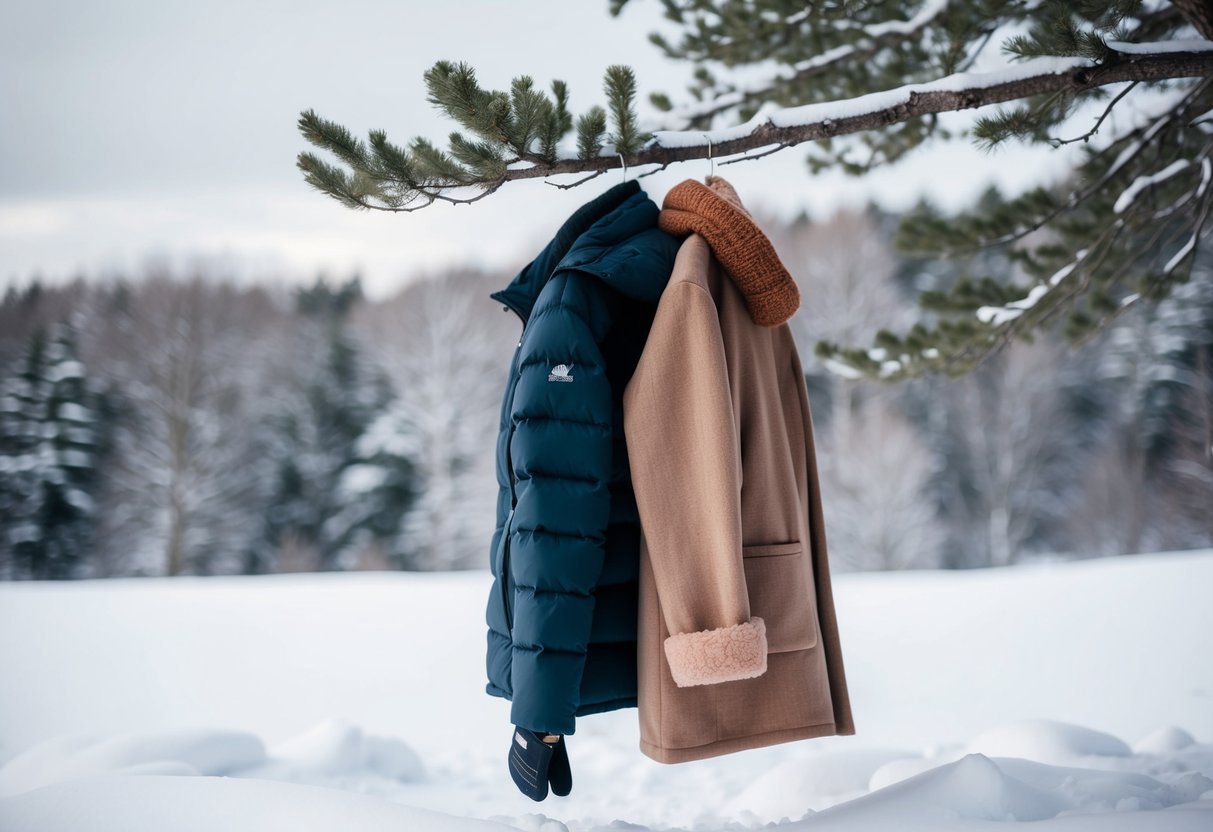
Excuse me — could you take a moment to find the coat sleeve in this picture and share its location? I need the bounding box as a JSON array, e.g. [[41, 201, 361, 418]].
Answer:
[[622, 278, 768, 687], [506, 300, 613, 735]]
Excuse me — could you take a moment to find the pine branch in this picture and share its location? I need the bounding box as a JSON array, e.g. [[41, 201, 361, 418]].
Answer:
[[576, 106, 608, 160], [819, 111, 1213, 381], [604, 64, 645, 155], [656, 0, 955, 128], [297, 109, 370, 170], [507, 75, 546, 157], [423, 61, 511, 143], [897, 76, 1211, 256], [540, 79, 573, 160], [298, 48, 1213, 212]]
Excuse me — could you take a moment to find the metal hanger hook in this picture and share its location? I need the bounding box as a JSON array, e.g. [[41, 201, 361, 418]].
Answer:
[[618, 152, 628, 182], [704, 134, 714, 180]]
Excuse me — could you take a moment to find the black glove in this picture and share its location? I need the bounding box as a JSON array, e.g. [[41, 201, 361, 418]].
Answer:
[[508, 725, 572, 800]]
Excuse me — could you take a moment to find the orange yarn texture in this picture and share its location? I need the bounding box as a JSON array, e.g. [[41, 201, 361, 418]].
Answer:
[[658, 176, 801, 327]]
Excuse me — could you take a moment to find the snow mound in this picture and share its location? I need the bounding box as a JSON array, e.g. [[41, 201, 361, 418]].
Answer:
[[1136, 726, 1197, 755], [966, 719, 1132, 764], [809, 752, 1066, 827], [492, 813, 570, 832], [722, 748, 918, 819], [0, 721, 425, 800], [993, 755, 1209, 811], [869, 750, 965, 790], [0, 729, 264, 799], [804, 752, 1213, 830], [0, 774, 512, 832], [268, 719, 424, 782], [4, 748, 1212, 832]]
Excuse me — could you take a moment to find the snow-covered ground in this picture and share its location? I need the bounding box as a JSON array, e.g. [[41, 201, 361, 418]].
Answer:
[[1, 550, 1211, 830]]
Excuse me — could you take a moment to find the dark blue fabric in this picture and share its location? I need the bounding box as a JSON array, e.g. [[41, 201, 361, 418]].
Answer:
[[484, 180, 680, 735]]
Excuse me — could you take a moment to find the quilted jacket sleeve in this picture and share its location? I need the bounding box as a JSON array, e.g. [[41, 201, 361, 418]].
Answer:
[[506, 299, 613, 735], [622, 277, 768, 687]]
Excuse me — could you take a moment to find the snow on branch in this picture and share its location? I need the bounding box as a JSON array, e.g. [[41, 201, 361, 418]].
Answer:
[[1164, 157, 1213, 275], [303, 43, 1213, 212], [976, 249, 1089, 327], [492, 47, 1213, 190], [664, 0, 953, 126], [644, 47, 1213, 154], [1114, 159, 1191, 213], [1106, 38, 1213, 54]]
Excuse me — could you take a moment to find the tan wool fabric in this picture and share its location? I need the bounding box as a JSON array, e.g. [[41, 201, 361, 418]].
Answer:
[[622, 175, 855, 764]]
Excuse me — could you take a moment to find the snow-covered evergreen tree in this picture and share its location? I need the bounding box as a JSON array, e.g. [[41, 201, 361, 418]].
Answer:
[[1076, 249, 1213, 554], [1162, 344, 1213, 548], [328, 421, 417, 569], [255, 276, 396, 572], [0, 321, 103, 580], [349, 269, 513, 571]]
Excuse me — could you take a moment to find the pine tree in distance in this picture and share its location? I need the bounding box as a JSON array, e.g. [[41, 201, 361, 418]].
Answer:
[[297, 1, 1213, 379], [0, 322, 102, 579]]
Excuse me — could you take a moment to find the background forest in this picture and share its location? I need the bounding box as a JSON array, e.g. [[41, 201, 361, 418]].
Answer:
[[3, 192, 1210, 580], [3, 1, 1212, 828]]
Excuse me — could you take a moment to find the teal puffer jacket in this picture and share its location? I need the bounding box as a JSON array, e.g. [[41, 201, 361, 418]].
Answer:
[[485, 180, 679, 735]]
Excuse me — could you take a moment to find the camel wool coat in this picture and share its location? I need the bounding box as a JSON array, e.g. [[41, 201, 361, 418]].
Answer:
[[622, 175, 855, 763]]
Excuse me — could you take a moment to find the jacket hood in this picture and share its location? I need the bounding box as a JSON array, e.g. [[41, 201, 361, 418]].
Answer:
[[659, 175, 800, 327], [491, 180, 678, 320]]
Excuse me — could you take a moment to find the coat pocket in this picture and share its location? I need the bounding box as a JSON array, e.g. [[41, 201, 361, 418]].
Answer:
[[497, 507, 516, 633], [742, 541, 819, 653]]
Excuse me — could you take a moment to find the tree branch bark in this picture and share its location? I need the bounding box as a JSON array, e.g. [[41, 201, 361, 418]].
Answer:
[[348, 49, 1213, 211]]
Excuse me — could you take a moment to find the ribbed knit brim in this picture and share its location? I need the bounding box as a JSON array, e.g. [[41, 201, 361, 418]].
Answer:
[[658, 176, 800, 327]]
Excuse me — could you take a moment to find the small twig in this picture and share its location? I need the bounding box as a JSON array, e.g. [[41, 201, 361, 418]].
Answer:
[[1051, 80, 1140, 146], [932, 218, 1128, 376], [957, 29, 997, 74], [897, 76, 1213, 256], [719, 142, 789, 166], [544, 169, 605, 189], [1073, 184, 1213, 340], [1152, 140, 1213, 219], [636, 162, 670, 179], [353, 176, 508, 212]]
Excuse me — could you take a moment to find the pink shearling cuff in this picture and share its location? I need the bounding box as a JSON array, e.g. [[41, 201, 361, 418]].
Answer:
[[663, 616, 768, 687]]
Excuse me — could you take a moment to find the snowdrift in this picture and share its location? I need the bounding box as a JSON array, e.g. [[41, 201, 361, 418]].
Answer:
[[1, 549, 1211, 830]]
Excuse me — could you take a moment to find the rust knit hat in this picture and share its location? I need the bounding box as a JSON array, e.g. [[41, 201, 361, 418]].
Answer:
[[658, 175, 800, 327]]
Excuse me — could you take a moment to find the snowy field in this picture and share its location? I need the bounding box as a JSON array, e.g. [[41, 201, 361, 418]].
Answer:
[[1, 550, 1212, 831]]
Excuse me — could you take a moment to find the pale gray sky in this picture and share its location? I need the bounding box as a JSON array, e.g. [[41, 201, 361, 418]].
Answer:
[[1, 0, 1101, 299]]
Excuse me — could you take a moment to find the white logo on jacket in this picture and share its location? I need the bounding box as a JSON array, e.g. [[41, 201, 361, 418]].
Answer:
[[548, 363, 574, 382]]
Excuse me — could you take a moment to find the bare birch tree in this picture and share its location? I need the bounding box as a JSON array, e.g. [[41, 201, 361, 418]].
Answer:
[[349, 269, 514, 570]]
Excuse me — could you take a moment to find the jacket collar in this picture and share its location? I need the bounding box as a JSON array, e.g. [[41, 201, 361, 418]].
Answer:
[[548, 191, 679, 308], [657, 175, 800, 327], [490, 180, 641, 323]]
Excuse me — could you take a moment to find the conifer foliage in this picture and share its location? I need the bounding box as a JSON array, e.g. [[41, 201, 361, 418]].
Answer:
[[297, 63, 645, 210], [298, 0, 1213, 378], [0, 322, 104, 579], [257, 277, 401, 572]]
